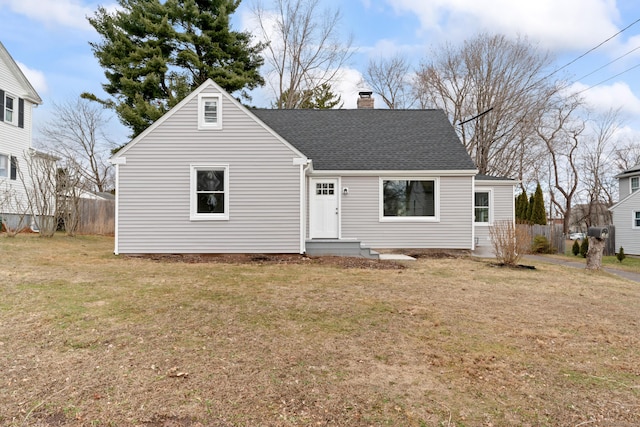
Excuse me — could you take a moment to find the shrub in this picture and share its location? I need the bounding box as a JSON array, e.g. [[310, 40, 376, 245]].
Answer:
[[616, 247, 626, 263], [489, 221, 531, 265], [580, 238, 589, 258], [572, 240, 580, 256], [532, 235, 551, 254]]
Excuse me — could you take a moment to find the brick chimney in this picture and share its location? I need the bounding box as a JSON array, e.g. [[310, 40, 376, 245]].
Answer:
[[357, 91, 374, 109]]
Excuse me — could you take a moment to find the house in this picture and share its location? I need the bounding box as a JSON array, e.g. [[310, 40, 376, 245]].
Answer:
[[0, 41, 43, 230], [610, 164, 640, 255], [110, 79, 515, 257]]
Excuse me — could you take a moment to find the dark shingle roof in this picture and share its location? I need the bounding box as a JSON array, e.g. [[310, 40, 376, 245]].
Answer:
[[251, 109, 476, 171]]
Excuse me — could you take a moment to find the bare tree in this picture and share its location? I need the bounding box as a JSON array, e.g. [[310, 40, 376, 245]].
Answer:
[[19, 150, 59, 237], [580, 109, 622, 226], [612, 139, 640, 172], [39, 97, 116, 193], [361, 54, 413, 109], [252, 0, 353, 109], [413, 33, 559, 177], [534, 94, 585, 234]]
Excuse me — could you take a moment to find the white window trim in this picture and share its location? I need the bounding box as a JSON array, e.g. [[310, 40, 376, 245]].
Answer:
[[379, 177, 440, 222], [631, 176, 639, 193], [634, 210, 640, 229], [0, 154, 8, 178], [474, 187, 493, 226], [190, 164, 229, 221], [197, 93, 223, 130], [3, 93, 17, 126]]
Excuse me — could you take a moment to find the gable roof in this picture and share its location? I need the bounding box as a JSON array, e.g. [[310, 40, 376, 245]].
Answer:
[[251, 109, 477, 172], [615, 164, 640, 179], [0, 41, 42, 105], [110, 79, 307, 162], [610, 188, 640, 211]]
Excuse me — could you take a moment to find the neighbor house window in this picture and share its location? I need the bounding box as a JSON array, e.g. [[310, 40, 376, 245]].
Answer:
[[635, 211, 640, 228], [381, 178, 438, 221], [3, 94, 16, 125], [198, 93, 222, 130], [632, 176, 639, 193], [10, 156, 17, 180], [474, 190, 491, 224], [0, 154, 7, 178], [190, 164, 229, 220]]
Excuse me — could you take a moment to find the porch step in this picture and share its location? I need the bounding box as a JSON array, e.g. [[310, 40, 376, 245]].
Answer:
[[305, 239, 380, 259]]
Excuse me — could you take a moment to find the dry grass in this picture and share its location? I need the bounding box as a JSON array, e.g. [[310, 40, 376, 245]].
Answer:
[[1, 234, 639, 426]]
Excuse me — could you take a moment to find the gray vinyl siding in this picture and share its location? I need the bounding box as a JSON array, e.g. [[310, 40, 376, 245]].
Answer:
[[339, 175, 474, 249], [474, 182, 515, 249], [611, 194, 640, 255], [619, 177, 631, 200], [116, 87, 303, 254]]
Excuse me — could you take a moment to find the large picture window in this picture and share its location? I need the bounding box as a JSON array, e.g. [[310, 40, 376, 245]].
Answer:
[[381, 179, 437, 220], [474, 191, 490, 224], [190, 164, 229, 220]]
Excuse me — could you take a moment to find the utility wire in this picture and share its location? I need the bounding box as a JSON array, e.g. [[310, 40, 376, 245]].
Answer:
[[573, 45, 640, 82], [546, 17, 640, 81], [575, 62, 640, 94]]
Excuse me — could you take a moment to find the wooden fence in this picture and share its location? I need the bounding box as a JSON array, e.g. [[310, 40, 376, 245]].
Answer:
[[517, 224, 617, 256], [76, 198, 115, 235], [517, 224, 565, 254]]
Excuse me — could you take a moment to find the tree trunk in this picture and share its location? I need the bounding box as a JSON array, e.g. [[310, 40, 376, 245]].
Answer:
[[585, 236, 606, 270]]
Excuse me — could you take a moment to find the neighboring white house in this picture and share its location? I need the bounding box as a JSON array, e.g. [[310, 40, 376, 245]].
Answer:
[[110, 79, 516, 257], [0, 41, 43, 230], [610, 164, 640, 255]]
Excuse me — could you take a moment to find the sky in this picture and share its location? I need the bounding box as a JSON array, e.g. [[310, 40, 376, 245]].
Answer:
[[2, 0, 640, 146]]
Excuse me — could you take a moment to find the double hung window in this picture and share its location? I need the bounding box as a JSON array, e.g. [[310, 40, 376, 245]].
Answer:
[[190, 165, 229, 220]]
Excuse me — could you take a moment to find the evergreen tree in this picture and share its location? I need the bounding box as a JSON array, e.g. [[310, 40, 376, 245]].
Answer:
[[530, 182, 547, 225], [87, 0, 264, 137], [616, 247, 626, 263], [580, 238, 589, 258], [515, 191, 529, 222], [276, 83, 343, 109], [527, 195, 534, 222], [572, 240, 580, 256]]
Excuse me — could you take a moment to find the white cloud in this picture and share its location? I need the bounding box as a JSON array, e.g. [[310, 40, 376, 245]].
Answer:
[[386, 0, 621, 52], [571, 81, 640, 116], [17, 61, 48, 95], [0, 0, 104, 30]]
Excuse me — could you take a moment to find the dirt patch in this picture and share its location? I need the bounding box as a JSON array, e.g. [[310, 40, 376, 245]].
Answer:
[[132, 253, 407, 269]]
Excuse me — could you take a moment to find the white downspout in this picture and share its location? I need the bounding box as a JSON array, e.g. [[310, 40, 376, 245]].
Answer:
[[295, 158, 311, 254]]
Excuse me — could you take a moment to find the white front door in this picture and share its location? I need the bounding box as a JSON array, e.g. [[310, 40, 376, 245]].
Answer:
[[310, 178, 339, 238]]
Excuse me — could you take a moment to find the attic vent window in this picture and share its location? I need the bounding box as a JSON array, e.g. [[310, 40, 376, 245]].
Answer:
[[198, 93, 223, 130]]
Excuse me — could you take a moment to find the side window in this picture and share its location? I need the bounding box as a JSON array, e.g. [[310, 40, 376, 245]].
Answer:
[[198, 94, 223, 130], [0, 154, 7, 177], [634, 211, 640, 228], [3, 94, 17, 125], [190, 164, 229, 220], [10, 156, 17, 180], [474, 191, 490, 223], [631, 177, 639, 193]]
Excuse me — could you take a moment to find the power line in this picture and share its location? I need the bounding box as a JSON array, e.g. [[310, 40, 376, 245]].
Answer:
[[575, 62, 640, 94], [574, 45, 640, 82], [546, 17, 640, 81]]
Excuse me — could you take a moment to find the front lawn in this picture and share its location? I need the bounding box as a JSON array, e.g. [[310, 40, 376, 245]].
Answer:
[[1, 234, 639, 426]]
